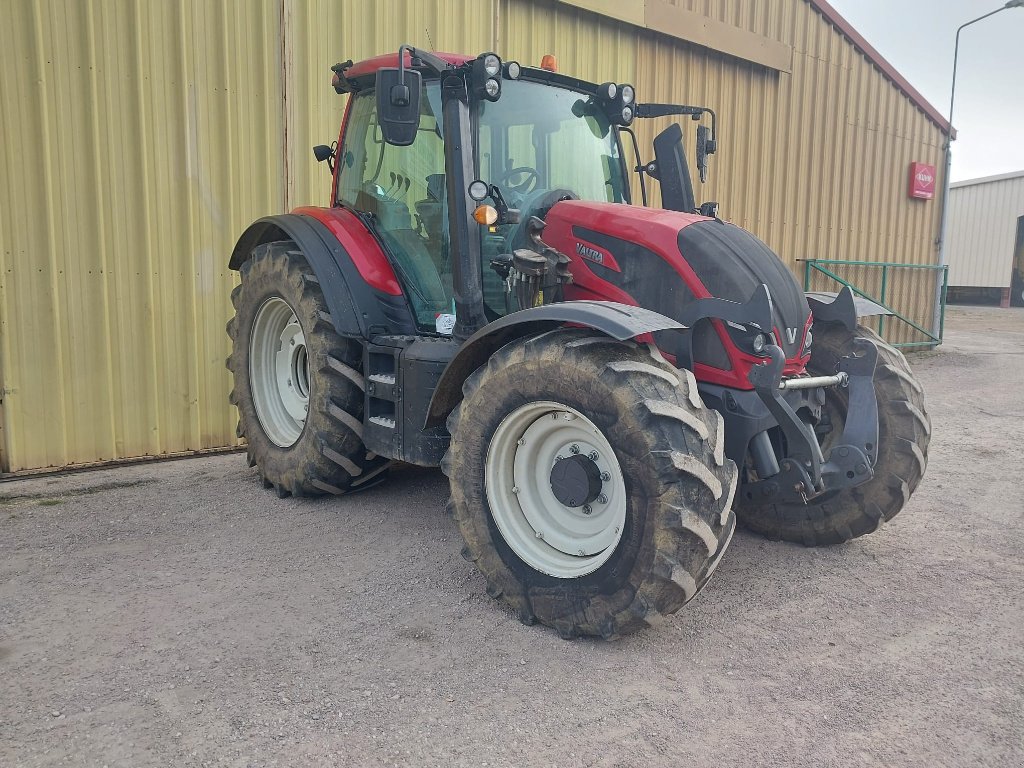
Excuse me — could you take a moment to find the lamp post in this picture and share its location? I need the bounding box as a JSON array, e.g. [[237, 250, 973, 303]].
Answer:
[[934, 0, 1024, 337]]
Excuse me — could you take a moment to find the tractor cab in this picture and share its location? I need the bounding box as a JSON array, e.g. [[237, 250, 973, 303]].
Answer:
[[330, 52, 638, 330], [324, 49, 715, 337]]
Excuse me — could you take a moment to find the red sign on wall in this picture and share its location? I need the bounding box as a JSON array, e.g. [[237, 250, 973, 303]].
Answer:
[[909, 162, 936, 199]]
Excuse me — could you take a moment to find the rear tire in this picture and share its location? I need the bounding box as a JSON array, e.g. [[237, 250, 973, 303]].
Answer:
[[736, 323, 930, 545], [226, 241, 388, 497], [443, 329, 737, 639]]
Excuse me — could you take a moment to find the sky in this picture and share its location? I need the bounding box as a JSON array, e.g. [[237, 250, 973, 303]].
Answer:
[[829, 0, 1024, 182]]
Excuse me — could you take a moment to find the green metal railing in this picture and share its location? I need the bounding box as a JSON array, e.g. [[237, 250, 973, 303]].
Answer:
[[801, 259, 949, 348]]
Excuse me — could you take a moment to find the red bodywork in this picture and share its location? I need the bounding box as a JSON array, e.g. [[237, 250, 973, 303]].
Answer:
[[293, 206, 402, 295], [545, 201, 810, 390]]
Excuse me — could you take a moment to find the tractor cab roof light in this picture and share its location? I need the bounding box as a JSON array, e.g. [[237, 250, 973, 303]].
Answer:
[[503, 61, 521, 80], [540, 54, 557, 72], [473, 53, 503, 101], [482, 53, 501, 77], [620, 84, 635, 105]]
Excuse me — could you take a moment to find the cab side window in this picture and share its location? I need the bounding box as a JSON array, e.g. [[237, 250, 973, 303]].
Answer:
[[336, 86, 452, 330]]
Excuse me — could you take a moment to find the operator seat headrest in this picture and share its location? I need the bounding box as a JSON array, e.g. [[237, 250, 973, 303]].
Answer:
[[426, 174, 446, 203]]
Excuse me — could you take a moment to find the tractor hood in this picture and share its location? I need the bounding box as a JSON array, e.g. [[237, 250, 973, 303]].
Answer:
[[543, 201, 812, 376], [675, 218, 811, 356]]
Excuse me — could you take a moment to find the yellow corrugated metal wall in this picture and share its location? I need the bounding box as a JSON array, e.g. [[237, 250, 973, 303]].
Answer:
[[631, 0, 944, 344], [0, 0, 945, 472], [0, 0, 282, 472]]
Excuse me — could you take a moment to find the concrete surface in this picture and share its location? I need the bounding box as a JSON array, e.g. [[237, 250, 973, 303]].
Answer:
[[2, 306, 1022, 768]]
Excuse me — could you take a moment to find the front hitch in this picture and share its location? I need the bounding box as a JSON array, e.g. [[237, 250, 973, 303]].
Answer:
[[745, 342, 879, 504]]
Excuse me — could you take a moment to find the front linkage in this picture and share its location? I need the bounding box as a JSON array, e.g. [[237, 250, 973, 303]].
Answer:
[[746, 340, 878, 504], [677, 284, 881, 506]]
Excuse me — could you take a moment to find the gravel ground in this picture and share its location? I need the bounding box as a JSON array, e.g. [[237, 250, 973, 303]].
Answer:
[[1, 306, 1022, 768]]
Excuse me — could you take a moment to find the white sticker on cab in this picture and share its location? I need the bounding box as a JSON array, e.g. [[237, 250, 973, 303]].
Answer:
[[435, 313, 456, 335]]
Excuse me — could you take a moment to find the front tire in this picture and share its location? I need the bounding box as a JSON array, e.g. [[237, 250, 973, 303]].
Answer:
[[737, 323, 930, 545], [226, 241, 388, 497], [443, 329, 738, 639]]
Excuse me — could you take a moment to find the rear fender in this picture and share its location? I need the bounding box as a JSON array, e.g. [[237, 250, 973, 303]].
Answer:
[[423, 301, 685, 428], [228, 213, 415, 338], [806, 286, 891, 331]]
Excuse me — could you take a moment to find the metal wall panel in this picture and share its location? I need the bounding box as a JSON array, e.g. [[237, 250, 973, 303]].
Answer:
[[946, 172, 1024, 288], [284, 0, 495, 210], [633, 0, 944, 344], [0, 0, 948, 471], [0, 0, 282, 472], [283, 0, 637, 211]]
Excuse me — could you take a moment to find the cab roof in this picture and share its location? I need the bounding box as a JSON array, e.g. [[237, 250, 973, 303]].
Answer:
[[345, 52, 473, 80], [342, 52, 602, 97]]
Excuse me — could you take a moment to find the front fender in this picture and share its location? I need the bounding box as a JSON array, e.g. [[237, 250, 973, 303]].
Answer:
[[806, 286, 891, 330], [423, 301, 685, 428], [228, 213, 415, 338]]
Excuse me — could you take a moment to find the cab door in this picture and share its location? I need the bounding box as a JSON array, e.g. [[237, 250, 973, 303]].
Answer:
[[334, 84, 454, 330]]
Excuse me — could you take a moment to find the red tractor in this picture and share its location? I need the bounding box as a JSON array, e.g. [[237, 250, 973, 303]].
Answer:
[[227, 48, 930, 639]]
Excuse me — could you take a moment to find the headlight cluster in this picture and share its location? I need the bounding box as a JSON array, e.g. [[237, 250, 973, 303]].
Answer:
[[725, 322, 811, 358], [595, 82, 636, 126], [472, 52, 521, 102], [725, 321, 772, 358]]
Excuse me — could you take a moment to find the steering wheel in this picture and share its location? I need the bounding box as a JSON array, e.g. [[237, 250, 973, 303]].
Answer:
[[498, 166, 540, 195]]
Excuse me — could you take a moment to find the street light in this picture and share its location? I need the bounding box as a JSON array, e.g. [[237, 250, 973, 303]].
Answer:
[[934, 1, 1023, 336]]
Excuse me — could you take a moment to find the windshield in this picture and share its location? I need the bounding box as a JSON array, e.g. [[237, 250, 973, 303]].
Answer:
[[476, 80, 627, 318], [476, 80, 628, 206]]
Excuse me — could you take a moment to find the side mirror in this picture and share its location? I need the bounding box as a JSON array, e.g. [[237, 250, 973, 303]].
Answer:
[[313, 144, 335, 173], [695, 124, 710, 183], [652, 123, 696, 213], [376, 67, 422, 146]]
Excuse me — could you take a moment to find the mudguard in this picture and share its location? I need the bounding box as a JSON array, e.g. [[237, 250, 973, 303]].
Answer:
[[806, 286, 891, 331], [423, 301, 685, 428], [228, 213, 416, 338]]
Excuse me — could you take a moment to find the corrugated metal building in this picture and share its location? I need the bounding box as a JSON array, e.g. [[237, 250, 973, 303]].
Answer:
[[0, 0, 951, 473], [945, 170, 1024, 300]]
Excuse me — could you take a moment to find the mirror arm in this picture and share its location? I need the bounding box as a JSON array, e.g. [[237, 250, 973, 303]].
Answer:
[[636, 103, 705, 119], [397, 44, 411, 87], [395, 43, 452, 80], [619, 126, 648, 207]]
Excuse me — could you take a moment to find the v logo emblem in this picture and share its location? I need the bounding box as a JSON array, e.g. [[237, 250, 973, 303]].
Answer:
[[785, 327, 799, 345]]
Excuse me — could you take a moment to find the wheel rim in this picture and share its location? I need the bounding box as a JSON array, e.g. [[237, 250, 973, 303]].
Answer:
[[485, 401, 627, 579], [249, 296, 310, 448]]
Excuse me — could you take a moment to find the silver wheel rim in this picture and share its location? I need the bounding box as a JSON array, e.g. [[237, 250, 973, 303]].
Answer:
[[485, 401, 627, 579], [249, 297, 309, 448]]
